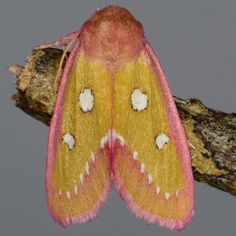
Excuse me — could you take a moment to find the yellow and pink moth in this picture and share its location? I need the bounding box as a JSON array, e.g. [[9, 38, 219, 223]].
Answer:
[[39, 6, 194, 230]]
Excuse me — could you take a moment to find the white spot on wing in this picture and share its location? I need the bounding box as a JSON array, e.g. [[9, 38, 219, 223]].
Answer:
[[176, 190, 179, 197], [165, 192, 170, 200], [140, 163, 145, 173], [131, 89, 148, 111], [91, 152, 95, 162], [156, 186, 160, 194], [101, 134, 109, 148], [74, 185, 78, 195], [85, 162, 89, 175], [79, 88, 94, 112], [80, 174, 84, 184], [155, 133, 170, 150], [63, 133, 75, 150], [113, 130, 125, 145], [133, 151, 138, 160], [148, 174, 153, 184], [66, 191, 71, 199]]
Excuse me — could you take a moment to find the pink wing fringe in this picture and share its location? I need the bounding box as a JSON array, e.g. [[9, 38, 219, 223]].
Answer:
[[49, 180, 112, 227], [113, 173, 192, 230], [144, 41, 195, 205], [112, 42, 194, 230], [46, 37, 112, 227]]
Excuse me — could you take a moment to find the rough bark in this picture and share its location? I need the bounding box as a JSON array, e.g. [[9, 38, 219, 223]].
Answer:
[[10, 48, 236, 196]]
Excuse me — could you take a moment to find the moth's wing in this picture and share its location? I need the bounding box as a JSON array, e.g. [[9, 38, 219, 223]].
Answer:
[[112, 43, 194, 230], [47, 48, 112, 227]]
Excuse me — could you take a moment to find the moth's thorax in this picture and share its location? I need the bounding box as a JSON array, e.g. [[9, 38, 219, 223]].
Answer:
[[80, 6, 144, 72]]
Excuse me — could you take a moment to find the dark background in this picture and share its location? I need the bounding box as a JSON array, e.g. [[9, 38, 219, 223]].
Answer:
[[1, 0, 236, 235]]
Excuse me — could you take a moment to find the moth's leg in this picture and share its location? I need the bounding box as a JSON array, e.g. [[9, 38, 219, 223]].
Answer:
[[34, 30, 80, 49], [52, 36, 80, 86]]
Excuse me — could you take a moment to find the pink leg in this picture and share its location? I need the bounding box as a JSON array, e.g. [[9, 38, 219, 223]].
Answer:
[[34, 30, 81, 86], [34, 30, 80, 49]]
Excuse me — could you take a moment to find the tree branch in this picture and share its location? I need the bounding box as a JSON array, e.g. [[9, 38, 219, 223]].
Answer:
[[10, 48, 236, 196]]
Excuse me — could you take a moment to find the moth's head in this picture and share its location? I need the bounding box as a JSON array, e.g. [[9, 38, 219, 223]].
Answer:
[[81, 5, 145, 72]]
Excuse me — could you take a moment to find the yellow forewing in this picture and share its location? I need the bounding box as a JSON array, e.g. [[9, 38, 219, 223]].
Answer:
[[114, 54, 185, 192], [47, 54, 112, 226], [113, 53, 193, 228]]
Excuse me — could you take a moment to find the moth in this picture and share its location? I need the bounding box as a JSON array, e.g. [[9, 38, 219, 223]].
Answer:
[[39, 5, 194, 230]]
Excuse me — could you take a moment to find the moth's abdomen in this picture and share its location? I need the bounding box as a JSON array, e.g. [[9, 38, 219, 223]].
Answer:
[[81, 6, 144, 71]]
